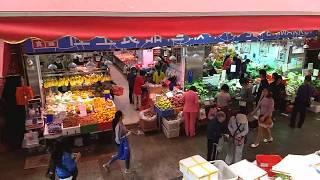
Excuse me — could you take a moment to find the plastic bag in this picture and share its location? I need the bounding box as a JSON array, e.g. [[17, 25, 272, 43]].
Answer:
[[199, 108, 206, 120], [139, 108, 156, 121]]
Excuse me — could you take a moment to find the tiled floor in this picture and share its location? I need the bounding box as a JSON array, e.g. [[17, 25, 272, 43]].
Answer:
[[1, 66, 320, 180], [109, 65, 139, 125]]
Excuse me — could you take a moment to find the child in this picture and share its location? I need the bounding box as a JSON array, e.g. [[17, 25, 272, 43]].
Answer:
[[206, 106, 227, 161]]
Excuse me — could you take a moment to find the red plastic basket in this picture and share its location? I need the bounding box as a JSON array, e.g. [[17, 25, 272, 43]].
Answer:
[[112, 86, 124, 96], [256, 154, 282, 177]]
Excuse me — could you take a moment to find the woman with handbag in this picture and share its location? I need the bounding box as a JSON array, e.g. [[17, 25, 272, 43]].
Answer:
[[103, 111, 132, 173], [225, 113, 249, 165], [250, 88, 274, 148]]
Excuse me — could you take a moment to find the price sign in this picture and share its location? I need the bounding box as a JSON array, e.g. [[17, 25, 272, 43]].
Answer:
[[78, 105, 87, 117]]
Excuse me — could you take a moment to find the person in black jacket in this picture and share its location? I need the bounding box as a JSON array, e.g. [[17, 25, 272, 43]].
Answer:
[[256, 69, 269, 104], [207, 106, 227, 161], [127, 67, 137, 104]]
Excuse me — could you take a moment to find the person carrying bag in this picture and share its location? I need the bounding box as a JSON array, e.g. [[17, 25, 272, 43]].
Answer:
[[225, 114, 249, 165]]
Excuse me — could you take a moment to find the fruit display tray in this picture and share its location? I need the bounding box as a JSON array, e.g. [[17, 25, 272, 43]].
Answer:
[[154, 106, 174, 118]]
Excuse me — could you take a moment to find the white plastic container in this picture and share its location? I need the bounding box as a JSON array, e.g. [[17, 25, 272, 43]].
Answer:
[[162, 124, 179, 138]]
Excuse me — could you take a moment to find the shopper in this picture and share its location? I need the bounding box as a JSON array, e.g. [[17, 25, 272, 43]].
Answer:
[[183, 86, 200, 137], [223, 55, 232, 71], [290, 75, 314, 128], [215, 84, 231, 118], [152, 66, 165, 84], [48, 139, 79, 180], [239, 78, 254, 114], [127, 67, 137, 104], [103, 111, 132, 173], [250, 88, 274, 148], [133, 71, 145, 110], [270, 75, 286, 112], [207, 108, 227, 161], [255, 69, 269, 104], [232, 55, 242, 79], [225, 113, 249, 165], [241, 59, 251, 78]]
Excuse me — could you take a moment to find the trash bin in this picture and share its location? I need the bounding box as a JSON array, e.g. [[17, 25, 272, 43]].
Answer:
[[211, 160, 238, 180]]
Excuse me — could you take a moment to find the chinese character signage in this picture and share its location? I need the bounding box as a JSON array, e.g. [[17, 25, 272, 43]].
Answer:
[[23, 31, 318, 54]]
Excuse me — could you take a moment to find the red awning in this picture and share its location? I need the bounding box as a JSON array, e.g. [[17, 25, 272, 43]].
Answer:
[[0, 16, 320, 43]]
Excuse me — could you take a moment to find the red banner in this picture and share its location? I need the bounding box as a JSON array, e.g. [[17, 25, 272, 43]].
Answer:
[[0, 16, 319, 43]]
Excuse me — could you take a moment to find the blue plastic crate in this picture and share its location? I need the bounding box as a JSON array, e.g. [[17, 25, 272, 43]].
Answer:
[[154, 106, 174, 118]]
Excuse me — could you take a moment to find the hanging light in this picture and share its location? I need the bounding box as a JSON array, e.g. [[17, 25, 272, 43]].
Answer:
[[68, 62, 77, 69], [155, 56, 162, 61], [169, 55, 177, 61], [48, 64, 58, 70]]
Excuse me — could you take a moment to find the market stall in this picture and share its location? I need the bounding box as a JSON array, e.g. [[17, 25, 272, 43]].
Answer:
[[23, 52, 117, 145]]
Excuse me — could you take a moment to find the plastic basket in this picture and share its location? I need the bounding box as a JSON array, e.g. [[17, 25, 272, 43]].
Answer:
[[154, 105, 174, 118], [211, 160, 238, 180], [112, 86, 124, 96], [256, 154, 282, 177]]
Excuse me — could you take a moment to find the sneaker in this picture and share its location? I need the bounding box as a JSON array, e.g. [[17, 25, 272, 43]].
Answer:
[[124, 169, 131, 174], [263, 137, 273, 143], [250, 143, 260, 148], [102, 163, 110, 172]]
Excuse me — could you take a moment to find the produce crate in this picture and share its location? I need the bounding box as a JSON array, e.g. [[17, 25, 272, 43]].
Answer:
[[97, 122, 112, 131], [154, 106, 174, 118], [80, 124, 98, 134], [256, 154, 282, 177], [139, 119, 158, 132], [62, 123, 81, 136], [162, 124, 179, 138], [162, 116, 181, 130]]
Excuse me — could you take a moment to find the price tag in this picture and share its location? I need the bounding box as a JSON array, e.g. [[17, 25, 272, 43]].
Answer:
[[78, 105, 87, 117], [230, 65, 237, 73], [313, 69, 319, 77], [221, 70, 227, 81]]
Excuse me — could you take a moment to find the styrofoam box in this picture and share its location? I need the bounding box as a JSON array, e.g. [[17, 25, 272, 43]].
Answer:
[[162, 124, 179, 138], [183, 162, 219, 180], [308, 104, 320, 113], [162, 117, 181, 130], [62, 124, 81, 136], [179, 155, 207, 175]]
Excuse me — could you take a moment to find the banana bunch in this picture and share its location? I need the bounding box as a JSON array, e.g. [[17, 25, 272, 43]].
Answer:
[[43, 74, 111, 88]]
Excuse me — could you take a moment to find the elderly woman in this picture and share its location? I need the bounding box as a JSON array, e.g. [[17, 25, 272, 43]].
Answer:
[[225, 113, 249, 164]]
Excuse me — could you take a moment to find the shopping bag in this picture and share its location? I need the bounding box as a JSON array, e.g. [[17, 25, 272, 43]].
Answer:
[[117, 137, 130, 160]]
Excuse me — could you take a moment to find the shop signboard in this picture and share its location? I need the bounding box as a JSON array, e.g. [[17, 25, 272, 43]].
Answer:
[[23, 30, 318, 54]]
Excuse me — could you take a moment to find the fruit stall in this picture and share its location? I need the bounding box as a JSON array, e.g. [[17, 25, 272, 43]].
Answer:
[[24, 52, 117, 141]]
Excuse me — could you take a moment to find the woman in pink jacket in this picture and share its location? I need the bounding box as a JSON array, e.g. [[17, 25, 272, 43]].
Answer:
[[183, 86, 200, 137]]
